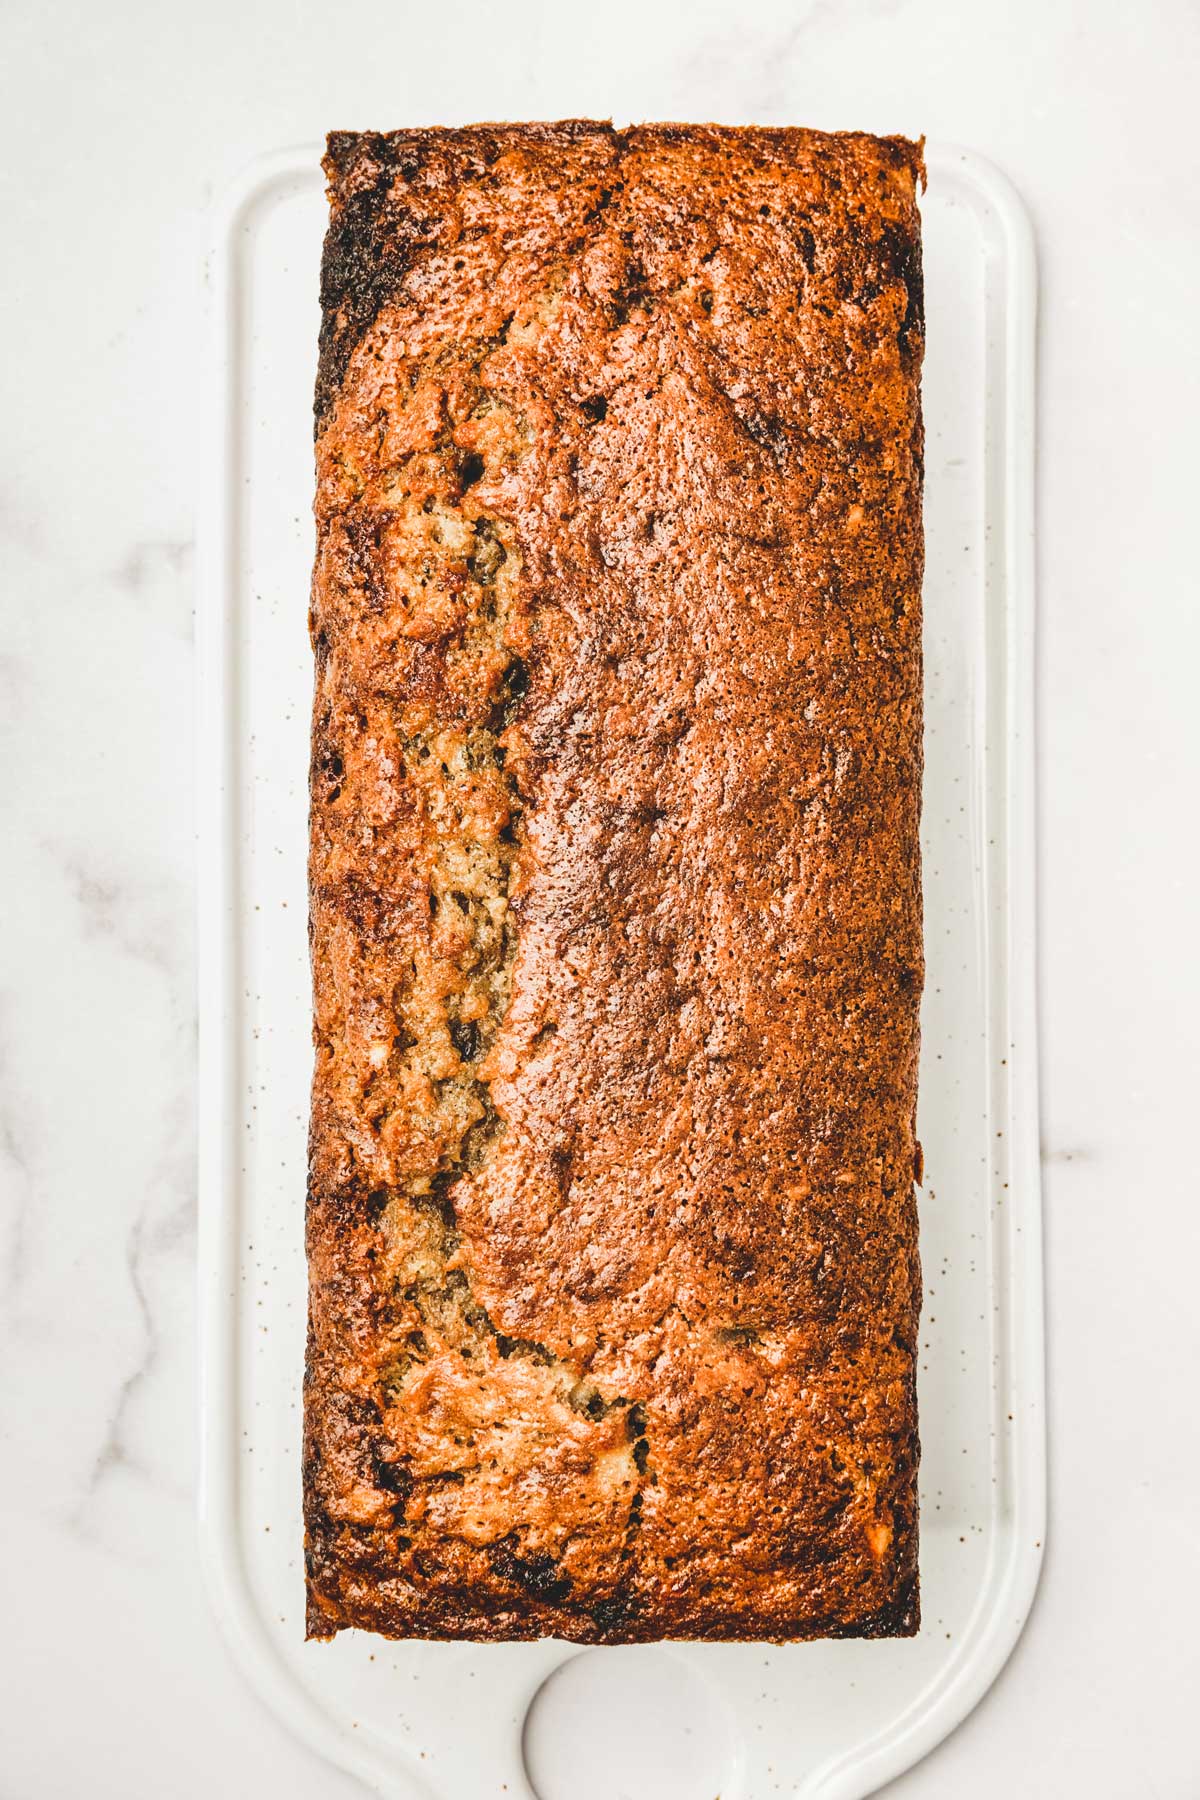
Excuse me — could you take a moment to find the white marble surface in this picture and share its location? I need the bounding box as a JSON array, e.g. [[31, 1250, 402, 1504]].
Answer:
[[1, 1, 1197, 1794]]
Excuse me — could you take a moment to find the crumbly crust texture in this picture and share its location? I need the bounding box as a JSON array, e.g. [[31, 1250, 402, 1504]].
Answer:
[[306, 121, 925, 1643]]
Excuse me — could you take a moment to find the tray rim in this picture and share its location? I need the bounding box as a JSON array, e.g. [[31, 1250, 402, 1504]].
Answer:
[[196, 138, 1044, 1800]]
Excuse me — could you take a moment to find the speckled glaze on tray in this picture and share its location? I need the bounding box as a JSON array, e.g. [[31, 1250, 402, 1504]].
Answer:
[[199, 142, 1042, 1800]]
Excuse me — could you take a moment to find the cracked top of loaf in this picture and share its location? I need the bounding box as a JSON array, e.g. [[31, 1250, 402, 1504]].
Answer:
[[305, 120, 925, 1642]]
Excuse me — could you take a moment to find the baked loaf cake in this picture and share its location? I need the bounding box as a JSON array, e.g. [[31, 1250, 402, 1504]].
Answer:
[[306, 121, 925, 1643]]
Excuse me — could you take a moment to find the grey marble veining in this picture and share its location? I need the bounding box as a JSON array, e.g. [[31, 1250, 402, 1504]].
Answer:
[[2, 0, 1198, 1795]]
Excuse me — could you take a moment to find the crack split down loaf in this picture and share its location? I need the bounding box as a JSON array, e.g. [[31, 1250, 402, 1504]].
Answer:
[[305, 121, 925, 1643]]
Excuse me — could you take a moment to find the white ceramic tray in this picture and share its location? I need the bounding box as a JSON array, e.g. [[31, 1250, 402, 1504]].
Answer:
[[198, 141, 1042, 1800]]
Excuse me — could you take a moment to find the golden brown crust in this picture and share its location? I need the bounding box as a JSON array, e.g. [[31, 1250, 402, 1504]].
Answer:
[[306, 120, 924, 1643]]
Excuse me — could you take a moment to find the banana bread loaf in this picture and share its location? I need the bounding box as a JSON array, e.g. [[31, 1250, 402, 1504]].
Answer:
[[305, 121, 925, 1642]]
